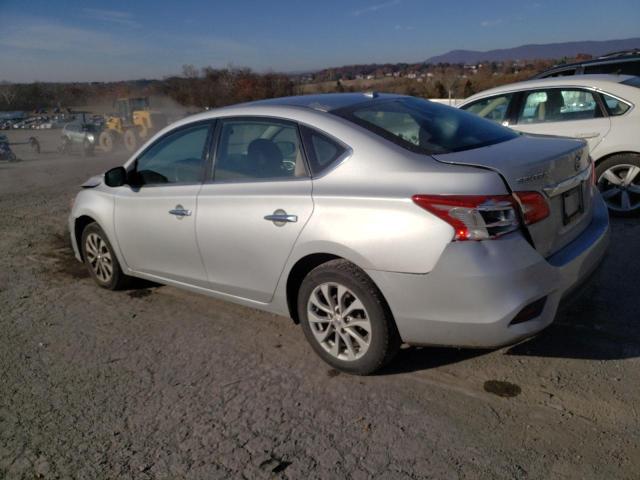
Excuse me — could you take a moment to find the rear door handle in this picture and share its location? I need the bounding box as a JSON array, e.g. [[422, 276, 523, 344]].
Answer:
[[169, 205, 192, 217], [264, 209, 297, 226]]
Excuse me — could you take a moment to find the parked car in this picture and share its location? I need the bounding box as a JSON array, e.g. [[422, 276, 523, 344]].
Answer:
[[69, 93, 609, 374], [459, 74, 640, 216], [0, 134, 18, 162], [59, 122, 100, 155], [533, 49, 640, 79]]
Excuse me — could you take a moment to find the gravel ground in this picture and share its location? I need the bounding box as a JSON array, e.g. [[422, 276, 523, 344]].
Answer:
[[1, 130, 639, 479]]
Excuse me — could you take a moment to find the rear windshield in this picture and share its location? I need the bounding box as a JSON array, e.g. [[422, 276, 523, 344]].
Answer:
[[621, 76, 640, 88], [332, 97, 518, 154]]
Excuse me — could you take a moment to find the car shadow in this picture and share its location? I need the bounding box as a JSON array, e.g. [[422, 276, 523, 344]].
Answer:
[[508, 219, 640, 361], [505, 290, 640, 360], [378, 346, 487, 375]]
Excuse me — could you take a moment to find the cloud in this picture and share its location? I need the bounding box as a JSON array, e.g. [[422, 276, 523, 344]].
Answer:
[[0, 20, 145, 56], [0, 15, 268, 81], [352, 0, 401, 16], [81, 8, 140, 28], [480, 19, 503, 27]]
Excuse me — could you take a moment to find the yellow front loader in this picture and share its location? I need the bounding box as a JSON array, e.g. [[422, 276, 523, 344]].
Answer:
[[99, 97, 167, 153]]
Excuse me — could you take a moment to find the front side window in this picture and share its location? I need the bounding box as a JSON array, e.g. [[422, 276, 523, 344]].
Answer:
[[214, 119, 308, 181], [517, 88, 600, 124], [333, 97, 517, 154], [131, 123, 210, 185], [601, 93, 631, 116], [462, 94, 513, 123]]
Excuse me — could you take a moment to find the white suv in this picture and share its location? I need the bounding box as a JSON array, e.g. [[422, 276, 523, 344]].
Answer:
[[460, 74, 640, 215]]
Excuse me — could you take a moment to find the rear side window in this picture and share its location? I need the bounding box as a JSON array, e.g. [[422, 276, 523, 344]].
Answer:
[[601, 93, 631, 116], [517, 89, 601, 124], [300, 125, 347, 176], [462, 94, 513, 123], [333, 97, 517, 154]]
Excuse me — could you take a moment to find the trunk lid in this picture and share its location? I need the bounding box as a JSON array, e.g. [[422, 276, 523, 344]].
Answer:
[[433, 134, 593, 257]]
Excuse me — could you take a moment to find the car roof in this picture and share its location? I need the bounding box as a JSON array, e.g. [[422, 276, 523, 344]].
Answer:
[[533, 51, 640, 77], [238, 92, 406, 112], [462, 74, 637, 104]]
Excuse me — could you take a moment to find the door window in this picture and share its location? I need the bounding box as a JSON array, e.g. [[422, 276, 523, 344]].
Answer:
[[131, 123, 210, 185], [517, 89, 600, 124], [213, 119, 308, 181], [462, 94, 513, 123]]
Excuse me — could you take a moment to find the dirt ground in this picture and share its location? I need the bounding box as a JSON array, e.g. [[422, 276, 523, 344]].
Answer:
[[1, 129, 639, 479]]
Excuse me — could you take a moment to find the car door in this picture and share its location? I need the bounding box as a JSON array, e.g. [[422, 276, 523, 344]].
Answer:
[[113, 121, 214, 286], [196, 117, 313, 303], [510, 88, 611, 153]]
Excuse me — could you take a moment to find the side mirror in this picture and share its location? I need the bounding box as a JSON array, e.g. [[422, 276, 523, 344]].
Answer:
[[104, 166, 127, 187]]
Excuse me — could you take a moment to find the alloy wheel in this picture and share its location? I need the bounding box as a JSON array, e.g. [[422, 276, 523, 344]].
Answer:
[[306, 282, 372, 361], [85, 233, 113, 283], [597, 164, 640, 212]]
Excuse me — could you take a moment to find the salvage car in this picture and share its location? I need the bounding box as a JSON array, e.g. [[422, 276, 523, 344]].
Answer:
[[59, 121, 100, 155], [69, 93, 609, 374], [459, 75, 640, 216]]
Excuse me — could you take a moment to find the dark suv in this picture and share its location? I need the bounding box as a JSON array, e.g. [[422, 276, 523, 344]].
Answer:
[[533, 49, 640, 79]]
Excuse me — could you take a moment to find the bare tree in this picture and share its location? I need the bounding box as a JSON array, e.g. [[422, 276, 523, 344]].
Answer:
[[0, 83, 17, 107]]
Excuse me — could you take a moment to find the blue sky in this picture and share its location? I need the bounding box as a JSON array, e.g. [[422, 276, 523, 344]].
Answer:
[[0, 0, 639, 82]]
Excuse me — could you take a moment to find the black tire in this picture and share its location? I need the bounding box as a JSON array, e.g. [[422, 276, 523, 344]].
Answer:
[[297, 259, 401, 375], [595, 154, 640, 217], [123, 129, 138, 152], [80, 222, 132, 290], [99, 131, 115, 153]]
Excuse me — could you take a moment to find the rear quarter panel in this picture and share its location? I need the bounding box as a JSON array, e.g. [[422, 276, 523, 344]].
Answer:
[[288, 149, 510, 275]]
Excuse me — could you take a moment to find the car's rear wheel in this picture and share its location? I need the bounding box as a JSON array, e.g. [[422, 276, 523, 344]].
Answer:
[[81, 222, 131, 290], [298, 259, 400, 375], [596, 154, 640, 216]]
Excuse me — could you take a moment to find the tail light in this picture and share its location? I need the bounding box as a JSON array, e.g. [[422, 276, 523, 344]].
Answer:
[[412, 192, 549, 241], [512, 191, 550, 225]]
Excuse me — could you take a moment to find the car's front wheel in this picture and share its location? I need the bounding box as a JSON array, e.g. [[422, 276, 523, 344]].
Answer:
[[81, 222, 131, 289], [298, 259, 400, 375], [596, 154, 640, 216]]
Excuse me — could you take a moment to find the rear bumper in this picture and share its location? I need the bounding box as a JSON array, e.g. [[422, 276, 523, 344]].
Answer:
[[367, 192, 610, 348]]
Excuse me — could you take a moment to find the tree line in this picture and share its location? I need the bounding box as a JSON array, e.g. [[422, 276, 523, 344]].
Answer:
[[0, 58, 563, 113]]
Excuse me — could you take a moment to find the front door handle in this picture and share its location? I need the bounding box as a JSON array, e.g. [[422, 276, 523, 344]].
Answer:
[[264, 209, 297, 226], [169, 205, 192, 217]]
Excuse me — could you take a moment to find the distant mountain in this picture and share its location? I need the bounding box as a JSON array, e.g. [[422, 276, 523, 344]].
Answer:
[[425, 37, 640, 64]]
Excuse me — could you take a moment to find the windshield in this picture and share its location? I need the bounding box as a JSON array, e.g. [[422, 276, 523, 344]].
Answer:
[[333, 97, 518, 154]]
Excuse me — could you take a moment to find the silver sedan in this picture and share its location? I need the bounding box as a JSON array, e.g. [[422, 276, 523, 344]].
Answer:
[[69, 93, 609, 374]]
